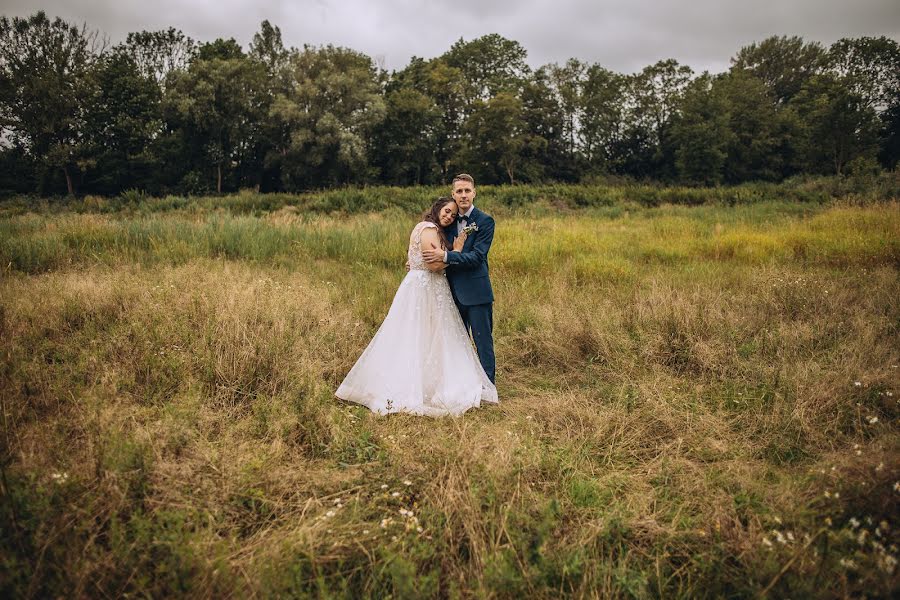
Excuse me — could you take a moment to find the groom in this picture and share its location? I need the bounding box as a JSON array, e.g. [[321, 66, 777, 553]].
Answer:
[[423, 173, 496, 384]]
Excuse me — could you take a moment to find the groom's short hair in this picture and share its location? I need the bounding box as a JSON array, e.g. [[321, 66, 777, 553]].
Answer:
[[452, 173, 475, 187]]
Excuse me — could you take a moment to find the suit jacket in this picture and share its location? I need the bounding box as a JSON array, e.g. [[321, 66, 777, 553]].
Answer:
[[445, 206, 495, 306]]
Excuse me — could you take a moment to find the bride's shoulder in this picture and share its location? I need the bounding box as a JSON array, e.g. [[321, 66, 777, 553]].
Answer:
[[414, 220, 438, 231]]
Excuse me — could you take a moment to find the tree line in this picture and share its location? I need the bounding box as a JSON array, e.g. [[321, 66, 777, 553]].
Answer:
[[1, 11, 898, 196]]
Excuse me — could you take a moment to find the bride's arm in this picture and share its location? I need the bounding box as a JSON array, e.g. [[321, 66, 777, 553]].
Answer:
[[419, 228, 447, 272]]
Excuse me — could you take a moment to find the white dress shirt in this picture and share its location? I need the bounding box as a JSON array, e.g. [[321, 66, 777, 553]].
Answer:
[[446, 206, 475, 262]]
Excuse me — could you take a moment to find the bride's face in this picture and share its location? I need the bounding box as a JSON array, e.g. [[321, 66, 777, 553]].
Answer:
[[438, 202, 458, 227]]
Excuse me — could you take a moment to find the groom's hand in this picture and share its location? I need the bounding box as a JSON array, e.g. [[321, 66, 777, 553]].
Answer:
[[422, 243, 445, 264]]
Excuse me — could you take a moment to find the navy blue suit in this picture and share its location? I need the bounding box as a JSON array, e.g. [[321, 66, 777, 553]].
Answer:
[[445, 207, 496, 383]]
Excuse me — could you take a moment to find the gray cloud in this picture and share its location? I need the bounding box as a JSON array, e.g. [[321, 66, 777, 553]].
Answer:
[[2, 0, 898, 74]]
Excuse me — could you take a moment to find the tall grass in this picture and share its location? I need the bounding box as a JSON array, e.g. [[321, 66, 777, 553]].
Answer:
[[1, 170, 898, 220], [1, 194, 898, 598]]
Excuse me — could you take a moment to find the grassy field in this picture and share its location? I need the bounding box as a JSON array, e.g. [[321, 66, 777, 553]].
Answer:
[[1, 188, 898, 598]]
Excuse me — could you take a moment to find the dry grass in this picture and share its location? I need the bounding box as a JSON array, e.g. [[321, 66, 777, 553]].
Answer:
[[1, 198, 898, 598]]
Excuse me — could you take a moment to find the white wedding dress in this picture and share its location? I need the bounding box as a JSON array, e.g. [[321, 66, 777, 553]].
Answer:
[[335, 221, 498, 416]]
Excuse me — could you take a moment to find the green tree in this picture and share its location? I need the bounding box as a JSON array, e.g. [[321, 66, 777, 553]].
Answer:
[[520, 67, 572, 181], [165, 39, 267, 193], [387, 57, 466, 180], [579, 64, 627, 173], [827, 36, 900, 114], [248, 21, 292, 191], [670, 74, 732, 185], [792, 73, 880, 175], [827, 36, 900, 168], [545, 59, 586, 158], [249, 20, 290, 80], [717, 71, 799, 182], [269, 45, 385, 189], [731, 35, 826, 104], [374, 88, 440, 184], [0, 11, 102, 194], [83, 49, 162, 193], [123, 27, 195, 89], [459, 92, 545, 184], [442, 34, 530, 105], [619, 59, 693, 178]]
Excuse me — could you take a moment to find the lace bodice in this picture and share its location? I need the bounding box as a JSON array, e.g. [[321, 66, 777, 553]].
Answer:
[[407, 221, 442, 271]]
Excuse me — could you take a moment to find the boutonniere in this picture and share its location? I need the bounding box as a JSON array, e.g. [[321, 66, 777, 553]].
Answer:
[[462, 222, 479, 235]]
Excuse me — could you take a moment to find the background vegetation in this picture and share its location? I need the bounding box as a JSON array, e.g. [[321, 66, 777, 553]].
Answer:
[[1, 12, 898, 196], [1, 185, 898, 597]]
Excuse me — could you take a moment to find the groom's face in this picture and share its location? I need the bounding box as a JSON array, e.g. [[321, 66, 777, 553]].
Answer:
[[452, 180, 475, 213]]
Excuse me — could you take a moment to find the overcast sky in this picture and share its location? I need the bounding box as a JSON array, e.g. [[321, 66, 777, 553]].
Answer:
[[3, 1, 899, 74]]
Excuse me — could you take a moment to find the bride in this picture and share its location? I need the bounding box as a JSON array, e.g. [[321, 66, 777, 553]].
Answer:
[[335, 197, 498, 416]]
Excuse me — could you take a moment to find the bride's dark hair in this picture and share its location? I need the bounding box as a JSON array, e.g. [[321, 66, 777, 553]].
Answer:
[[422, 196, 456, 250]]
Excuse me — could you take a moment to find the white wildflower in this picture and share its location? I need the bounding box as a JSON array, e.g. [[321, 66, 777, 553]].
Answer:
[[867, 416, 879, 424], [362, 529, 369, 534], [849, 517, 860, 529], [325, 510, 335, 518], [380, 484, 389, 489], [391, 491, 400, 497], [403, 480, 412, 486], [761, 537, 773, 547], [854, 381, 862, 387]]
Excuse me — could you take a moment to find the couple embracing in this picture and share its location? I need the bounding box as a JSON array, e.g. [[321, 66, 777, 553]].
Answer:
[[335, 174, 498, 416]]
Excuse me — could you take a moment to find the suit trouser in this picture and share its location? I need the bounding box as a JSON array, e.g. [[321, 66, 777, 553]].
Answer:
[[456, 302, 495, 384]]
